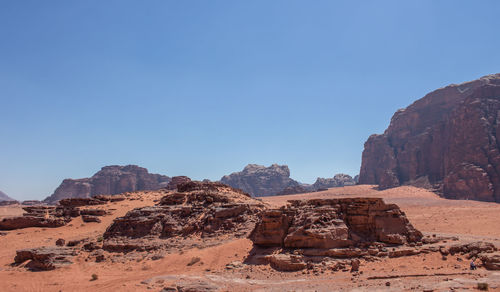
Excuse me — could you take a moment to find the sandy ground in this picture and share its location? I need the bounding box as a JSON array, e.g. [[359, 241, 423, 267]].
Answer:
[[0, 186, 499, 291]]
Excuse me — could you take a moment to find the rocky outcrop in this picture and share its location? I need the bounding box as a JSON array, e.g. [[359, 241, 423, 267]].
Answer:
[[14, 247, 77, 271], [0, 190, 14, 201], [0, 196, 114, 230], [165, 176, 192, 190], [311, 174, 357, 190], [0, 215, 68, 230], [102, 181, 266, 252], [480, 253, 500, 270], [251, 198, 422, 248], [220, 164, 300, 196], [249, 198, 423, 272], [44, 165, 170, 204], [359, 74, 500, 202]]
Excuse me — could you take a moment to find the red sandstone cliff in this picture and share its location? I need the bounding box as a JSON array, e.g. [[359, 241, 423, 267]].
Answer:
[[359, 74, 500, 202]]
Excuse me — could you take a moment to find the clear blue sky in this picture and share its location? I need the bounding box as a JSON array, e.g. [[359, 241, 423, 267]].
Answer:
[[1, 1, 500, 200]]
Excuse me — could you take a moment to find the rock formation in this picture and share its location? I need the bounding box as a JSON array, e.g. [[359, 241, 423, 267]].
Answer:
[[14, 247, 77, 271], [251, 198, 422, 248], [359, 74, 500, 202], [102, 181, 266, 252], [44, 165, 170, 204], [220, 164, 300, 196], [0, 190, 14, 201], [311, 174, 357, 190], [165, 176, 192, 190], [249, 198, 423, 271], [0, 196, 117, 230]]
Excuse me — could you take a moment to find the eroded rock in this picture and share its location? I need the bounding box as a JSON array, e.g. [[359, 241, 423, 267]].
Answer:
[[14, 247, 77, 271], [359, 74, 500, 202], [251, 198, 422, 249], [103, 181, 265, 252]]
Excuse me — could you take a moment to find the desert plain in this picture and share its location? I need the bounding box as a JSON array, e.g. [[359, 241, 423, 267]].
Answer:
[[1, 185, 500, 292]]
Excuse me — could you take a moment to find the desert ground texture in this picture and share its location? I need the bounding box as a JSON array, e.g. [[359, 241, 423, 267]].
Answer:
[[1, 185, 500, 291]]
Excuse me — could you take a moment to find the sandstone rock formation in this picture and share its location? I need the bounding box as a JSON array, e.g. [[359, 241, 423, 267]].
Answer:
[[0, 196, 114, 230], [44, 165, 170, 204], [165, 176, 192, 190], [102, 181, 266, 252], [14, 247, 77, 271], [311, 174, 357, 190], [220, 164, 300, 196], [249, 198, 423, 271], [251, 198, 422, 248], [359, 74, 500, 202], [0, 190, 14, 201]]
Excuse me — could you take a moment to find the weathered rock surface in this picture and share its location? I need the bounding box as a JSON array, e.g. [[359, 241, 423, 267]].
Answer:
[[0, 216, 68, 230], [0, 190, 15, 201], [82, 215, 101, 223], [311, 174, 357, 190], [480, 252, 500, 270], [165, 176, 192, 190], [249, 198, 423, 271], [220, 164, 300, 197], [251, 198, 422, 249], [0, 196, 113, 230], [103, 181, 266, 252], [14, 247, 77, 271], [359, 74, 500, 202], [44, 165, 171, 204]]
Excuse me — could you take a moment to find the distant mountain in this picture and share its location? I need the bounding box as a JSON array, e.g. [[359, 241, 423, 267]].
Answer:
[[0, 190, 15, 201], [311, 174, 357, 190], [43, 165, 171, 204], [220, 164, 300, 197]]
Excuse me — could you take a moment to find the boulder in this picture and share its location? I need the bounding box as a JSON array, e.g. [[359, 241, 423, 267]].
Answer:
[[480, 252, 500, 270], [359, 74, 500, 202], [82, 215, 101, 223], [265, 254, 306, 271]]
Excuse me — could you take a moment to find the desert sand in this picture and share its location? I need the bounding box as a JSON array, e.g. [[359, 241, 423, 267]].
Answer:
[[1, 186, 500, 291]]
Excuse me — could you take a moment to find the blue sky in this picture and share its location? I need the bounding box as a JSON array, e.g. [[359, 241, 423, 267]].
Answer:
[[1, 1, 500, 200]]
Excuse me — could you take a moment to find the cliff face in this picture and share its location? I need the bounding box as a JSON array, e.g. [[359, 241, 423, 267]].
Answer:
[[359, 74, 500, 202], [44, 165, 170, 203], [220, 164, 300, 197]]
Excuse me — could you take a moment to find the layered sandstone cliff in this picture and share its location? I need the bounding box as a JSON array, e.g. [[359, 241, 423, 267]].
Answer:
[[44, 165, 170, 204], [359, 74, 500, 202]]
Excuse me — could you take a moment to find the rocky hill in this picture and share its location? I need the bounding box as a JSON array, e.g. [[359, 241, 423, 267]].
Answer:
[[220, 164, 300, 196], [43, 165, 170, 204], [359, 73, 500, 202], [311, 174, 356, 190], [0, 191, 14, 202]]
